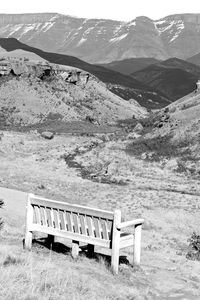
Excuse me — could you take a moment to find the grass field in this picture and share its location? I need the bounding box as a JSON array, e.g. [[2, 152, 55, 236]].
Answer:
[[1, 131, 200, 299]]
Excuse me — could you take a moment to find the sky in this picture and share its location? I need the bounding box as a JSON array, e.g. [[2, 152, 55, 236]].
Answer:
[[1, 0, 200, 21]]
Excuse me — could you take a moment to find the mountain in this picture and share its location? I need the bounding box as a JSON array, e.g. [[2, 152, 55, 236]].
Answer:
[[0, 38, 170, 109], [131, 58, 200, 100], [99, 58, 161, 75], [187, 52, 200, 66], [1, 13, 200, 63], [0, 58, 148, 128]]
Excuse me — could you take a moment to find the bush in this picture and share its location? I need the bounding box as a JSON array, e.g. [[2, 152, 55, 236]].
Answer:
[[186, 232, 200, 261], [0, 199, 3, 230]]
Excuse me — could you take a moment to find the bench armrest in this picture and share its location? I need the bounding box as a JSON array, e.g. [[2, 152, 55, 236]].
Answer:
[[117, 218, 144, 230]]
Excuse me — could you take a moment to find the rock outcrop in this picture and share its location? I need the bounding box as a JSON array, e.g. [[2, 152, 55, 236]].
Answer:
[[0, 58, 147, 127]]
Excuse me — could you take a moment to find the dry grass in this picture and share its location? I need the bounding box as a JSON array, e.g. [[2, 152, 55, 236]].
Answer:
[[1, 131, 200, 299], [0, 226, 147, 300]]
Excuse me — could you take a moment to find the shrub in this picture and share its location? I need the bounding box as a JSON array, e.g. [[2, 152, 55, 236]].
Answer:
[[3, 255, 24, 267], [186, 232, 200, 261], [0, 199, 3, 230]]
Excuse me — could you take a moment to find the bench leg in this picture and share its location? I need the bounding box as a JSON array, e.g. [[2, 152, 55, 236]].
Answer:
[[47, 234, 55, 248], [111, 210, 121, 274], [111, 244, 120, 274], [24, 231, 33, 250], [134, 224, 142, 265], [87, 244, 95, 257], [72, 240, 79, 259]]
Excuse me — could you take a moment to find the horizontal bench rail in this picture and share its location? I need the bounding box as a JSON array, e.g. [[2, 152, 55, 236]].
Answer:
[[117, 219, 144, 230], [30, 224, 111, 248], [31, 196, 114, 220]]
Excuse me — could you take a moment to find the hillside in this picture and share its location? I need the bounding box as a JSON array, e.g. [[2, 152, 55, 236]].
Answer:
[[1, 119, 200, 299], [0, 38, 170, 109], [187, 52, 200, 66], [99, 58, 161, 75], [0, 58, 147, 128], [131, 58, 200, 100], [121, 89, 200, 173], [1, 13, 200, 63]]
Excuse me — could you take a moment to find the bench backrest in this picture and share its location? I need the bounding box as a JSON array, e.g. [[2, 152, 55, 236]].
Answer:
[[28, 194, 115, 245]]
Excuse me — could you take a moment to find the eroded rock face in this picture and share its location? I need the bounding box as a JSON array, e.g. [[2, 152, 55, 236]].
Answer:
[[0, 58, 90, 86]]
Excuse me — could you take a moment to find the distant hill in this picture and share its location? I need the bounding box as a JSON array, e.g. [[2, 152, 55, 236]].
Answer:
[[0, 38, 170, 109], [131, 58, 200, 100], [99, 58, 161, 75], [187, 52, 200, 67]]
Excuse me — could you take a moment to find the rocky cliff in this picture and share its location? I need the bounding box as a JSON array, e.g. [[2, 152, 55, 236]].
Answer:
[[0, 58, 147, 127]]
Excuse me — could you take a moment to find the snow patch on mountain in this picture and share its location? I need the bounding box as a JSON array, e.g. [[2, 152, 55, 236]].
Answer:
[[41, 22, 55, 32], [127, 21, 136, 27], [154, 18, 185, 42], [77, 37, 87, 46], [154, 20, 175, 34], [110, 33, 128, 43], [7, 24, 23, 36], [113, 24, 124, 35], [170, 22, 185, 42]]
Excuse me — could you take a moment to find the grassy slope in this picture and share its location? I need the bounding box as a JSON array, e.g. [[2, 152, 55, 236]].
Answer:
[[0, 189, 147, 300], [0, 132, 200, 299]]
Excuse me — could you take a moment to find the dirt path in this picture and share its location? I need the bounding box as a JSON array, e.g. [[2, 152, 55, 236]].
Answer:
[[0, 187, 27, 225]]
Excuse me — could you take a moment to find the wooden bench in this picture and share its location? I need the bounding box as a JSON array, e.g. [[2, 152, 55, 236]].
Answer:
[[24, 193, 144, 274]]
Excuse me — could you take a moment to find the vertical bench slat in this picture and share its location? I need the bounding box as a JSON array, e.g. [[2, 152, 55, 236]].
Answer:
[[79, 214, 87, 235], [63, 210, 68, 230], [98, 218, 103, 239], [57, 210, 62, 229], [53, 209, 59, 228], [86, 216, 94, 237], [72, 213, 80, 234], [50, 208, 55, 228], [34, 205, 42, 225], [46, 207, 53, 227], [59, 210, 65, 230], [107, 220, 113, 239], [100, 219, 109, 240], [41, 207, 47, 226], [40, 207, 45, 226], [93, 217, 101, 238], [33, 206, 37, 224], [66, 212, 73, 232]]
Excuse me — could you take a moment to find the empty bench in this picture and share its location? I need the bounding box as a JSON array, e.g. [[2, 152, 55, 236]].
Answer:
[[24, 193, 144, 274]]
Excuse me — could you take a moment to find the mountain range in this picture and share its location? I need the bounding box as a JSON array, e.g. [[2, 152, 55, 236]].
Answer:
[[1, 13, 200, 63], [1, 13, 200, 109]]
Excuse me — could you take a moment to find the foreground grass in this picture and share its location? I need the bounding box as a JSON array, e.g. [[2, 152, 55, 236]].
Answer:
[[0, 223, 149, 300]]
